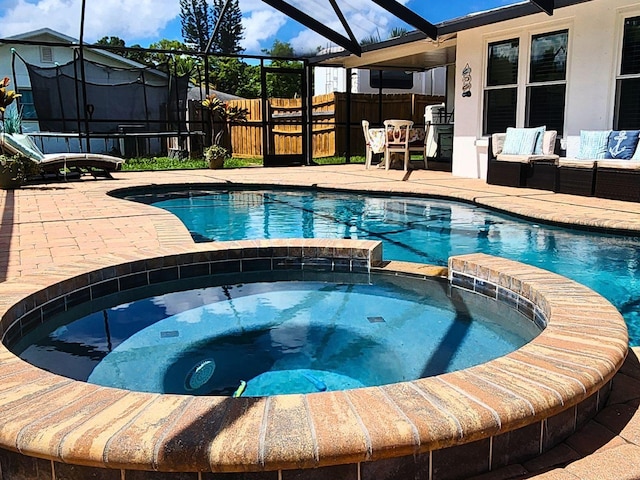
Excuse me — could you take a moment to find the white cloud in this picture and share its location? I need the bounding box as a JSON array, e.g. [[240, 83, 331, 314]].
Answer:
[[240, 7, 288, 54], [0, 0, 179, 42]]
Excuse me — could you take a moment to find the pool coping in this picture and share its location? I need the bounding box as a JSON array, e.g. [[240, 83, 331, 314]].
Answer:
[[0, 238, 627, 478]]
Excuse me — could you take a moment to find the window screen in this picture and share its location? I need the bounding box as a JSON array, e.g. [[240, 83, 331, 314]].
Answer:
[[526, 84, 566, 133], [530, 30, 568, 83], [616, 77, 640, 129], [622, 16, 640, 75], [487, 39, 519, 86], [484, 88, 517, 135]]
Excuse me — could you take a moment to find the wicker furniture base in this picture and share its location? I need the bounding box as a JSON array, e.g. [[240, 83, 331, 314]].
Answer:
[[525, 160, 557, 191], [594, 167, 640, 202], [556, 166, 596, 196], [487, 159, 527, 187]]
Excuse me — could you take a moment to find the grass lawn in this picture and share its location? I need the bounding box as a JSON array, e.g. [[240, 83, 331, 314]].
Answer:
[[122, 156, 366, 171]]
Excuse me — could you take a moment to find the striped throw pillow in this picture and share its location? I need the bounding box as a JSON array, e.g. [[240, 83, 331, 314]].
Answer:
[[577, 130, 612, 160], [501, 127, 540, 155]]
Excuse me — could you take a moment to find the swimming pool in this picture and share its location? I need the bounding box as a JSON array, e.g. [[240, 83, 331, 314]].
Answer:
[[124, 187, 640, 344], [16, 272, 538, 396]]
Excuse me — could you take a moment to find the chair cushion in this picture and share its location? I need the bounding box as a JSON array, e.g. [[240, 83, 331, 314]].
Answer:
[[605, 130, 640, 159], [0, 133, 45, 162], [502, 127, 541, 155], [577, 130, 611, 159]]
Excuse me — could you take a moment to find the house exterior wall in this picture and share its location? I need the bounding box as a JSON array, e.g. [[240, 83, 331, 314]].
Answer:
[[452, 0, 639, 179]]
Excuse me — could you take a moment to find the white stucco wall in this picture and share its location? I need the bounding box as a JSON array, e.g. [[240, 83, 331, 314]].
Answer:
[[452, 0, 640, 178]]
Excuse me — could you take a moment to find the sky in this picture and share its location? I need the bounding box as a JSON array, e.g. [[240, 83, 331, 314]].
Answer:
[[0, 0, 520, 56]]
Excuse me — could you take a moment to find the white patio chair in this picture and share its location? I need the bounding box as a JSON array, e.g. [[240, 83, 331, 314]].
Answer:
[[383, 119, 414, 171]]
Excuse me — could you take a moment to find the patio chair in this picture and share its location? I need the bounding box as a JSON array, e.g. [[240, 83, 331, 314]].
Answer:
[[383, 119, 414, 171], [362, 120, 386, 169], [0, 133, 124, 180]]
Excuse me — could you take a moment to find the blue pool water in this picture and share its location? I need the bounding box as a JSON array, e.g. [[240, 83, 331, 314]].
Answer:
[[131, 188, 640, 344], [17, 274, 538, 396]]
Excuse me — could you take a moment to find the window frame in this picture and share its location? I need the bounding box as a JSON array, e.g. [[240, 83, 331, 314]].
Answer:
[[524, 29, 568, 134], [614, 13, 640, 130], [482, 22, 571, 137], [483, 38, 520, 135]]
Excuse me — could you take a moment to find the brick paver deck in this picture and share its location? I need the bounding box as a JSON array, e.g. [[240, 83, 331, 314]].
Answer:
[[3, 164, 640, 479]]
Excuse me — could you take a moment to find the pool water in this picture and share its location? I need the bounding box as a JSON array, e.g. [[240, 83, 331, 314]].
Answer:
[[16, 275, 538, 396], [128, 188, 640, 344]]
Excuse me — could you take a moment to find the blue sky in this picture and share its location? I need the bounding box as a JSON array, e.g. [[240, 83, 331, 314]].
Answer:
[[0, 0, 519, 55]]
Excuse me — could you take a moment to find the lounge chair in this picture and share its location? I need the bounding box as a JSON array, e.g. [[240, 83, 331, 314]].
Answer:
[[0, 133, 124, 180]]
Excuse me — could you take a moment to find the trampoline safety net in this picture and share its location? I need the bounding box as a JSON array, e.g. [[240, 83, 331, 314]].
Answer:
[[26, 58, 189, 133]]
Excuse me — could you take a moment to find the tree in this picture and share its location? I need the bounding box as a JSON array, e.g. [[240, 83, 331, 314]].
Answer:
[[210, 0, 244, 54], [262, 40, 302, 98], [208, 57, 259, 98], [180, 0, 213, 52]]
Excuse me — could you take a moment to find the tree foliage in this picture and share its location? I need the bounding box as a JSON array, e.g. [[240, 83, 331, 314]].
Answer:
[[210, 0, 244, 54], [180, 0, 213, 52], [262, 40, 302, 98]]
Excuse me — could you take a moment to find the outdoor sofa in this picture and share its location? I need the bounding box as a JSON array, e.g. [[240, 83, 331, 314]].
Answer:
[[559, 129, 640, 201], [487, 127, 559, 190], [0, 133, 125, 180], [488, 128, 640, 202]]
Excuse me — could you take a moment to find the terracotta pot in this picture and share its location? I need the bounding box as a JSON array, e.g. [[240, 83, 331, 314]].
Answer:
[[0, 163, 23, 189], [208, 156, 225, 169]]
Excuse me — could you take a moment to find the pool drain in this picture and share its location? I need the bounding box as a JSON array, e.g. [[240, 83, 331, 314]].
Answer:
[[184, 359, 216, 391]]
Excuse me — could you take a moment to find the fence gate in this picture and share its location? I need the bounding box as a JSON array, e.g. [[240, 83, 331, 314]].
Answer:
[[261, 66, 308, 166]]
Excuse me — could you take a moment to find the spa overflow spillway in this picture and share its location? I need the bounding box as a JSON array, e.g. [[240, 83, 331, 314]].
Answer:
[[0, 240, 627, 479]]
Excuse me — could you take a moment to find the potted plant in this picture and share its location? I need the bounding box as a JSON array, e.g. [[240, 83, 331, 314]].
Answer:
[[0, 153, 36, 189], [204, 144, 228, 169], [201, 94, 249, 166]]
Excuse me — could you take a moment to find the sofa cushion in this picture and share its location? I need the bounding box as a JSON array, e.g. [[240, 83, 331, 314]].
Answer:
[[605, 130, 640, 159], [491, 133, 506, 157], [532, 126, 546, 154], [557, 158, 596, 168], [496, 154, 559, 163], [502, 127, 540, 155], [577, 130, 611, 159], [596, 159, 640, 170], [541, 130, 557, 156]]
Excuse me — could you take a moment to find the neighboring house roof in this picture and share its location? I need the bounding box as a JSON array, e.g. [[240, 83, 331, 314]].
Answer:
[[3, 27, 161, 72], [188, 86, 245, 103]]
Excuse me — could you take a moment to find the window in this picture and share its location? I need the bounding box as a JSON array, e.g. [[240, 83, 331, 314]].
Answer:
[[483, 30, 568, 136], [483, 39, 519, 135], [17, 89, 37, 120], [615, 16, 640, 129], [526, 30, 568, 134]]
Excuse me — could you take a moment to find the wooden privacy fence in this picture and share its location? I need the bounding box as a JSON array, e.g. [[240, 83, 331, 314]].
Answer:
[[219, 92, 445, 158]]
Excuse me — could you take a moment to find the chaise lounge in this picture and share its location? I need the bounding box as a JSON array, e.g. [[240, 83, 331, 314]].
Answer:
[[0, 133, 125, 180]]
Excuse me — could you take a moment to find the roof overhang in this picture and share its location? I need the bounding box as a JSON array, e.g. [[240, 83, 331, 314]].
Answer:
[[308, 0, 592, 70]]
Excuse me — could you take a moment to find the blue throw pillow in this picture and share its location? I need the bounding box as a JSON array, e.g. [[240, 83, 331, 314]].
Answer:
[[577, 130, 611, 159], [501, 127, 540, 155], [532, 126, 546, 154], [605, 130, 640, 159]]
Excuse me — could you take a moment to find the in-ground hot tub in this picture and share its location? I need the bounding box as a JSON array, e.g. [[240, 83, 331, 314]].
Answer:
[[0, 239, 627, 480]]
